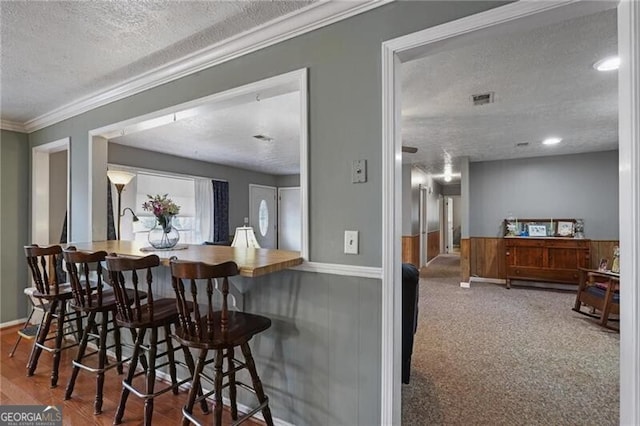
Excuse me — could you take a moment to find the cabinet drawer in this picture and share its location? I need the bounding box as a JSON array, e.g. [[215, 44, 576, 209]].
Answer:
[[506, 267, 580, 284]]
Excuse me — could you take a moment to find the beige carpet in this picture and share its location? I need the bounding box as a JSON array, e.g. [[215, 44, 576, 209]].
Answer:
[[401, 254, 619, 426]]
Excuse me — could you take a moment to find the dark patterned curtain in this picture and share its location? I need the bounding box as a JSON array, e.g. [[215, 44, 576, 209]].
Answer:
[[212, 180, 229, 243], [107, 182, 116, 240]]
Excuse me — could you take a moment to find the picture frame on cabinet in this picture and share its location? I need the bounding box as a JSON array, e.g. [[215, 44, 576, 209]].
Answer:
[[556, 221, 574, 237]]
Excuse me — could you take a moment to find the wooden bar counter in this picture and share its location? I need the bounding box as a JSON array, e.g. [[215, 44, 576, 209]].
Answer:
[[67, 240, 303, 278]]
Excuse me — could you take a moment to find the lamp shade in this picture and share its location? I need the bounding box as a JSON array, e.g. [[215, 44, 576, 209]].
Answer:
[[231, 226, 261, 248], [107, 170, 135, 186]]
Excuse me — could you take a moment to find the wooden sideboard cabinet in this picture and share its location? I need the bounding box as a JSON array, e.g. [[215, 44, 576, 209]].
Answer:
[[504, 237, 590, 289]]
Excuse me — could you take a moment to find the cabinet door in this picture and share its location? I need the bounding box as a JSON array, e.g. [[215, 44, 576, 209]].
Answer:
[[513, 246, 544, 268]]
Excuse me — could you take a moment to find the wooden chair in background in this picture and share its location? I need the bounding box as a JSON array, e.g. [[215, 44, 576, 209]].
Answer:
[[573, 268, 620, 329]]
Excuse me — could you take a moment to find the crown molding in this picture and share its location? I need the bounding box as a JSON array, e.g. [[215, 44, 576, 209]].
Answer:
[[22, 0, 393, 133], [1, 119, 27, 133]]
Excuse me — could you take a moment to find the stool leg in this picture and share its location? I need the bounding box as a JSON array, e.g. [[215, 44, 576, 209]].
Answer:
[[115, 327, 146, 425], [227, 347, 238, 420], [27, 300, 57, 376], [143, 327, 158, 426], [241, 343, 273, 426], [113, 312, 123, 374], [51, 301, 67, 388], [214, 348, 224, 426], [94, 312, 109, 414], [181, 345, 209, 415], [182, 349, 208, 426], [163, 324, 179, 395], [65, 311, 96, 400]]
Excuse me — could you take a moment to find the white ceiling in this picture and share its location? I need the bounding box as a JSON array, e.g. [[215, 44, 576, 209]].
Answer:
[[0, 0, 319, 124], [401, 8, 618, 183], [1, 2, 619, 181], [109, 90, 301, 176]]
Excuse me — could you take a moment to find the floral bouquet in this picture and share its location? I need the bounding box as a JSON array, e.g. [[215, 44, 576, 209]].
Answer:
[[142, 194, 180, 233]]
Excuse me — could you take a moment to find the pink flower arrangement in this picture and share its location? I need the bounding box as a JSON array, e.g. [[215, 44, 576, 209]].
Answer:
[[142, 194, 180, 231]]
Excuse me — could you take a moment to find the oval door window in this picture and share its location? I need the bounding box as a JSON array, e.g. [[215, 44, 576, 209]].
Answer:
[[258, 199, 269, 237]]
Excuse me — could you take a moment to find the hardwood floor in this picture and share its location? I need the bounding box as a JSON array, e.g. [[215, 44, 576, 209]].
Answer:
[[0, 324, 265, 426]]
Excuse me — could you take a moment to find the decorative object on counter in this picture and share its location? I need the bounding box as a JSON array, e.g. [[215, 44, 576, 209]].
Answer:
[[107, 170, 136, 240], [598, 258, 609, 271], [140, 244, 189, 252], [557, 221, 574, 237], [611, 246, 620, 273], [231, 226, 261, 248], [143, 194, 181, 249], [574, 219, 585, 239], [528, 224, 547, 237]]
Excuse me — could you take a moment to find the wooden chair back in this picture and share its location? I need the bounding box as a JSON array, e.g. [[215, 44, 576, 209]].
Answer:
[[24, 244, 66, 296], [170, 260, 239, 342], [63, 246, 108, 309], [105, 254, 160, 324]]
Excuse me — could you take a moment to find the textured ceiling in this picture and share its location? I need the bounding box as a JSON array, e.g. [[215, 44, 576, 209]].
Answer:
[[0, 0, 314, 123], [401, 8, 618, 183], [110, 90, 301, 176]]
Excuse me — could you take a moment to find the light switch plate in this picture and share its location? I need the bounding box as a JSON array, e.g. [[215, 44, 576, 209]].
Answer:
[[344, 230, 359, 254], [351, 160, 367, 183]]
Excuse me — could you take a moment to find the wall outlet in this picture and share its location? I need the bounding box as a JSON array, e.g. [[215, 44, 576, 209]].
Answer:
[[344, 230, 359, 254]]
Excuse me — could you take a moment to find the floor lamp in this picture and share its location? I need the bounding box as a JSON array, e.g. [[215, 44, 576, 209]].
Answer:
[[107, 170, 137, 240]]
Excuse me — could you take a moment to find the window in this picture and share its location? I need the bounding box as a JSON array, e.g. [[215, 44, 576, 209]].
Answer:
[[134, 172, 198, 244]]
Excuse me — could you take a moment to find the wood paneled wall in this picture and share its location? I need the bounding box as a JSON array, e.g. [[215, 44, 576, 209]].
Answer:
[[427, 231, 440, 262], [468, 238, 620, 279], [470, 237, 505, 279], [460, 238, 470, 282], [590, 240, 620, 269], [402, 235, 420, 267]]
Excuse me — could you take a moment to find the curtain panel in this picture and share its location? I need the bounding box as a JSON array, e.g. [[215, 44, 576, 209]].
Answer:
[[212, 180, 229, 244]]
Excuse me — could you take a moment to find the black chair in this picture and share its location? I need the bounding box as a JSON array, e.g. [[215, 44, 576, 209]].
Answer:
[[402, 263, 419, 384], [170, 259, 274, 426]]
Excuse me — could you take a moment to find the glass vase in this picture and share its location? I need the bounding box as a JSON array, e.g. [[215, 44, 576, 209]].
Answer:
[[148, 215, 180, 249]]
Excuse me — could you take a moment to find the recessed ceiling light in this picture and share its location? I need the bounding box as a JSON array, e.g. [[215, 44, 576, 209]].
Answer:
[[542, 137, 562, 145], [593, 56, 620, 71]]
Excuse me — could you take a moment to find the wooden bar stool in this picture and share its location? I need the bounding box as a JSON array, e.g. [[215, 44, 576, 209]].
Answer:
[[24, 244, 84, 388], [170, 259, 274, 426], [105, 253, 207, 426], [62, 247, 145, 414]]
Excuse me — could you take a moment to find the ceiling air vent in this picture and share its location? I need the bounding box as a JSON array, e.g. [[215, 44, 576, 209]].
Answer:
[[253, 134, 274, 142], [516, 142, 529, 147], [471, 92, 494, 106]]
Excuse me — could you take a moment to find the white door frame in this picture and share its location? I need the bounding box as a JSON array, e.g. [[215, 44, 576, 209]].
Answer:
[[418, 185, 427, 267], [381, 1, 639, 425], [31, 137, 70, 245], [278, 186, 301, 251]]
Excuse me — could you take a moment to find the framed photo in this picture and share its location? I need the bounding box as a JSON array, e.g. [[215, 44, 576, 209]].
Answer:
[[528, 224, 547, 237], [598, 258, 608, 271], [557, 221, 574, 237]]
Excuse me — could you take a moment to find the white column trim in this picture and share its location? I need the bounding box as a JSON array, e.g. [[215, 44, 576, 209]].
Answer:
[[291, 262, 382, 279], [381, 1, 637, 425], [618, 1, 640, 424]]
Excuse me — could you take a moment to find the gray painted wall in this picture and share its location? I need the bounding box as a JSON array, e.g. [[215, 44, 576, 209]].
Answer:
[[22, 1, 509, 423], [469, 150, 619, 239], [108, 143, 279, 234], [1, 130, 30, 323], [49, 150, 67, 243], [276, 174, 300, 188]]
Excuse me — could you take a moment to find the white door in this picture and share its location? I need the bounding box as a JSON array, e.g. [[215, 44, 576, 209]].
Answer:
[[446, 197, 454, 253], [249, 184, 277, 248], [278, 187, 301, 251]]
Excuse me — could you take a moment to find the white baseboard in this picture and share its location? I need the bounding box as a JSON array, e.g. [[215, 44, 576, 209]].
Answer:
[[470, 277, 506, 285], [0, 317, 28, 329]]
